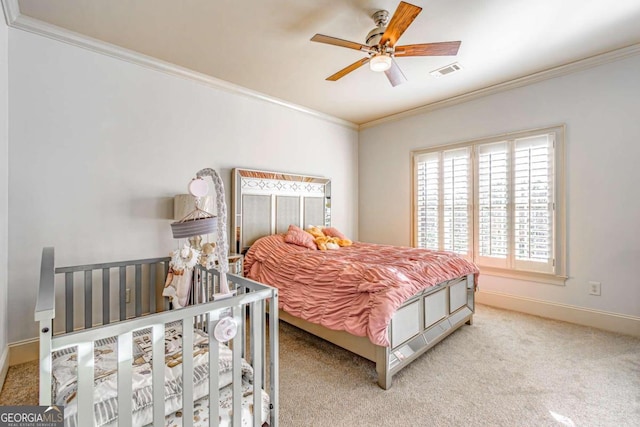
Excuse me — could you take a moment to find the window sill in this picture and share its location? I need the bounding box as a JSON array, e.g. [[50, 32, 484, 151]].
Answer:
[[478, 266, 568, 286]]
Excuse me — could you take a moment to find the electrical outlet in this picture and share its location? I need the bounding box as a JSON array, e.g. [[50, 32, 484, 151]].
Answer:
[[589, 281, 601, 296], [126, 288, 131, 303]]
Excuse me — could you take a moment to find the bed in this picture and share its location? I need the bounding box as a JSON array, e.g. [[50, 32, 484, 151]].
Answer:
[[232, 168, 478, 390], [36, 248, 278, 427]]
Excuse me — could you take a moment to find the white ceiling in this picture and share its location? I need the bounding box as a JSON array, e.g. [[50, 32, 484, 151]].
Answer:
[[15, 0, 640, 125]]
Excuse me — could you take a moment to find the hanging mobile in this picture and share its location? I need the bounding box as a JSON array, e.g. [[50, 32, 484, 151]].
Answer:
[[170, 178, 217, 238]]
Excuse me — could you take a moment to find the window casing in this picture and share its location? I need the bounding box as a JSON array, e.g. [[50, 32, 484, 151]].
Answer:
[[412, 126, 566, 283]]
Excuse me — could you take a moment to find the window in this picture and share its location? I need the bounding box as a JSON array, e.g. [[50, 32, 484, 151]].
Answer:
[[413, 126, 566, 283]]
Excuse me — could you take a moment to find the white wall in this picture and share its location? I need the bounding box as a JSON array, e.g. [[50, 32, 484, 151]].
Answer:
[[359, 54, 640, 319], [0, 12, 9, 383], [7, 29, 358, 344]]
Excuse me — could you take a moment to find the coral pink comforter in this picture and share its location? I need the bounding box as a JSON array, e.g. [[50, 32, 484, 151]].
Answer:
[[244, 234, 479, 347]]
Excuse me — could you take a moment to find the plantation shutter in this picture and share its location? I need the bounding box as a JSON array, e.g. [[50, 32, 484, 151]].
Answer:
[[413, 126, 562, 279], [513, 134, 555, 273], [415, 152, 439, 250], [476, 142, 509, 268], [442, 148, 471, 256]]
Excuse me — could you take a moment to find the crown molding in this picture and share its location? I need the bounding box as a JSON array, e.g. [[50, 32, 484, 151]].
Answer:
[[360, 43, 640, 129], [0, 0, 358, 130], [1, 0, 18, 25], [4, 0, 638, 132]]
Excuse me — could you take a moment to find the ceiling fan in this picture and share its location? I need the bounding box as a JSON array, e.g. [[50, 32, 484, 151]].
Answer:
[[311, 1, 461, 87]]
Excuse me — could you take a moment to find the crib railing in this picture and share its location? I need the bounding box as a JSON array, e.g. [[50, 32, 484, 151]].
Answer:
[[49, 252, 171, 333], [35, 247, 279, 427]]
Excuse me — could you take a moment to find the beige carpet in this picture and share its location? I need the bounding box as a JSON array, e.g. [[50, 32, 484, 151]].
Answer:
[[0, 359, 38, 406], [1, 305, 638, 426], [278, 305, 640, 427]]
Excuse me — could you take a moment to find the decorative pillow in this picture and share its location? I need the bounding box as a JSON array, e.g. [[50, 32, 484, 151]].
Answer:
[[284, 225, 317, 250], [322, 227, 347, 240]]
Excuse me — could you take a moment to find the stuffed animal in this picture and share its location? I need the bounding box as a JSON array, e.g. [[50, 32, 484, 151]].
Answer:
[[199, 242, 217, 268], [336, 238, 353, 247], [163, 243, 200, 308], [314, 235, 340, 250], [202, 242, 216, 255], [326, 241, 340, 250], [307, 225, 353, 250], [314, 236, 329, 250], [306, 226, 325, 239]]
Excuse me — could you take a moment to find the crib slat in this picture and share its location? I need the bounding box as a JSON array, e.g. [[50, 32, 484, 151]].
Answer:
[[208, 314, 220, 427], [102, 268, 110, 325], [232, 305, 242, 427], [260, 299, 267, 386], [135, 264, 142, 317], [149, 263, 157, 313], [77, 341, 95, 427], [118, 332, 133, 427], [65, 272, 73, 333], [209, 269, 215, 297], [84, 271, 92, 329], [191, 267, 198, 306], [38, 322, 52, 405], [270, 292, 279, 427], [164, 262, 170, 311], [152, 323, 165, 426], [182, 319, 194, 427], [119, 266, 126, 321], [252, 300, 264, 427], [192, 268, 200, 327], [197, 269, 205, 329], [239, 285, 247, 359]]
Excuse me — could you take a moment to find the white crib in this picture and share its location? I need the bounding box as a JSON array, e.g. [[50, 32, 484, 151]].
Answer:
[[35, 247, 278, 427]]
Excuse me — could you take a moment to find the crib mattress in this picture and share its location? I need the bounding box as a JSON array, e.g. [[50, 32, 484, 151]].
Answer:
[[52, 322, 269, 426]]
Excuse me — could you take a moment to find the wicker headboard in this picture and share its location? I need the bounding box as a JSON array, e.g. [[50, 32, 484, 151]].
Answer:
[[232, 168, 331, 254]]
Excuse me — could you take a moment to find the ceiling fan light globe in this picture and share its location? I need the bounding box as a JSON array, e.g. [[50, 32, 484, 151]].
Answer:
[[370, 55, 392, 72]]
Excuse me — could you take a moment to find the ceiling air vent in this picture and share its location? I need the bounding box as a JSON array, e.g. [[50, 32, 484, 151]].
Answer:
[[430, 62, 463, 78]]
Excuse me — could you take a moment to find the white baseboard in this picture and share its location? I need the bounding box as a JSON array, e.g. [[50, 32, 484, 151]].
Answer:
[[2, 292, 638, 373], [8, 338, 38, 366], [0, 346, 9, 392], [476, 290, 640, 337]]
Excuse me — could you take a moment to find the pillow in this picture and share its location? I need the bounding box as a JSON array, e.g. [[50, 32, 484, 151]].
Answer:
[[284, 225, 317, 250], [322, 227, 347, 240]]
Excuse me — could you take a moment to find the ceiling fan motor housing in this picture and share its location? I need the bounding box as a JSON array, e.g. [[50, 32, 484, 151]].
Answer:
[[372, 9, 390, 27], [366, 26, 386, 47], [366, 9, 390, 47]]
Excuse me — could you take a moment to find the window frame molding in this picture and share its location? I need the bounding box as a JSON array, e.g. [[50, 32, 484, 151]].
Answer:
[[411, 125, 567, 285]]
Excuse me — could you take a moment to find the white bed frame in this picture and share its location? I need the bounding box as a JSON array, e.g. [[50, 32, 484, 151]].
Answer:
[[35, 247, 279, 427], [233, 168, 475, 390]]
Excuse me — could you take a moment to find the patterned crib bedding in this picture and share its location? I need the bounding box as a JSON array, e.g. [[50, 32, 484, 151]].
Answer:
[[52, 322, 269, 427], [162, 385, 269, 427]]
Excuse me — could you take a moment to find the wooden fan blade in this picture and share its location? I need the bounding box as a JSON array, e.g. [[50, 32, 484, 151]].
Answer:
[[326, 57, 371, 81], [384, 57, 407, 87], [311, 34, 370, 52], [394, 41, 461, 57], [380, 1, 422, 47]]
